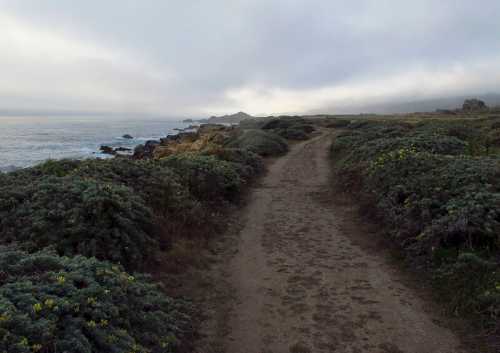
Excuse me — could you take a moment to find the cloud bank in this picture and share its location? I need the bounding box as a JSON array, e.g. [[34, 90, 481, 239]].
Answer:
[[0, 0, 499, 117]]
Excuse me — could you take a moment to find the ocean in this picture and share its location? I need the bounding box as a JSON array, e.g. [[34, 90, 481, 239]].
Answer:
[[0, 116, 187, 172]]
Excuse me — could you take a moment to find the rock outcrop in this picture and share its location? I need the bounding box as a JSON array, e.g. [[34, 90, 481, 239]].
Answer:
[[462, 99, 489, 112], [133, 140, 160, 159], [100, 145, 116, 155], [132, 124, 237, 160], [100, 145, 133, 156]]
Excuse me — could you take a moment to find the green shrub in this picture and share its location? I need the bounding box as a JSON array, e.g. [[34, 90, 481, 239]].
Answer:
[[367, 152, 500, 252], [279, 128, 308, 140], [260, 117, 300, 129], [0, 246, 191, 353], [160, 154, 241, 203], [325, 119, 350, 128], [34, 159, 82, 177], [238, 117, 272, 129], [331, 119, 500, 329], [434, 253, 499, 321], [0, 176, 157, 271], [274, 124, 315, 140], [260, 117, 315, 140], [226, 129, 288, 156], [490, 120, 500, 130], [69, 159, 192, 216], [205, 148, 264, 181], [0, 160, 81, 188], [486, 129, 500, 147]]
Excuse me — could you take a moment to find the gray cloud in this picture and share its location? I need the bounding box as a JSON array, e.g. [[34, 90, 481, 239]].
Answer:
[[0, 0, 499, 117]]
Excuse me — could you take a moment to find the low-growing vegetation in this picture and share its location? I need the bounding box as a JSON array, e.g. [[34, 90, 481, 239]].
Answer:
[[160, 154, 242, 203], [261, 116, 315, 141], [226, 129, 289, 156], [0, 123, 280, 352], [331, 117, 500, 335], [0, 176, 157, 271], [0, 246, 191, 353]]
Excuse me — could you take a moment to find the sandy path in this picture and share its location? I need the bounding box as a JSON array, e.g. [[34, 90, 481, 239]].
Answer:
[[202, 131, 468, 353]]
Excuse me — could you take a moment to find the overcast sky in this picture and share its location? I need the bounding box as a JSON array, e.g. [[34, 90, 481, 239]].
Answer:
[[1, 0, 499, 117]]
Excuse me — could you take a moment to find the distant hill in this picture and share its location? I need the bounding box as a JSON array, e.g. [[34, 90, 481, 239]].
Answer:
[[363, 94, 500, 114], [206, 112, 254, 124], [310, 93, 500, 115]]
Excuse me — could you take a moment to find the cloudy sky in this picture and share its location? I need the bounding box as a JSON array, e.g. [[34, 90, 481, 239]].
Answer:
[[1, 0, 499, 117]]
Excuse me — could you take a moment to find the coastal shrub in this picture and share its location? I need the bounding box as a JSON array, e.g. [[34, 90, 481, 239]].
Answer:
[[0, 246, 191, 353], [490, 120, 500, 130], [69, 158, 192, 216], [280, 128, 309, 140], [261, 117, 315, 140], [274, 124, 315, 140], [238, 117, 272, 129], [226, 129, 288, 156], [486, 129, 500, 147], [331, 119, 500, 328], [205, 148, 264, 181], [0, 176, 157, 270], [33, 159, 82, 177], [434, 253, 500, 321], [160, 154, 241, 203], [261, 116, 305, 130], [0, 159, 82, 188], [367, 152, 500, 252], [325, 119, 350, 128]]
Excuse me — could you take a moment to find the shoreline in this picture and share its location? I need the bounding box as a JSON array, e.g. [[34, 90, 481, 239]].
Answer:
[[0, 121, 191, 173]]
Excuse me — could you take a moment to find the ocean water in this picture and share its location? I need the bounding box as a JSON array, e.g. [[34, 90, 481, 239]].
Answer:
[[0, 116, 187, 172]]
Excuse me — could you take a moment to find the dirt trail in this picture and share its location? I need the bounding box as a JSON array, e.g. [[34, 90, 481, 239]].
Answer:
[[201, 132, 468, 353]]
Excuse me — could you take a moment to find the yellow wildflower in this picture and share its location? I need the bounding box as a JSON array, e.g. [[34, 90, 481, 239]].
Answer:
[[56, 275, 66, 284], [107, 335, 118, 343], [44, 299, 55, 309], [19, 337, 29, 346], [33, 303, 43, 313]]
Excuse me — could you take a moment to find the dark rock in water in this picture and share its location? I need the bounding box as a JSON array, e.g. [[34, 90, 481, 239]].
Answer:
[[133, 140, 159, 159], [100, 145, 116, 155], [133, 145, 145, 156], [182, 118, 194, 123], [122, 134, 134, 139], [114, 147, 132, 152]]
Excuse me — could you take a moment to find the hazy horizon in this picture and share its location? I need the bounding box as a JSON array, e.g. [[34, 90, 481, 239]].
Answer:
[[1, 1, 500, 117]]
